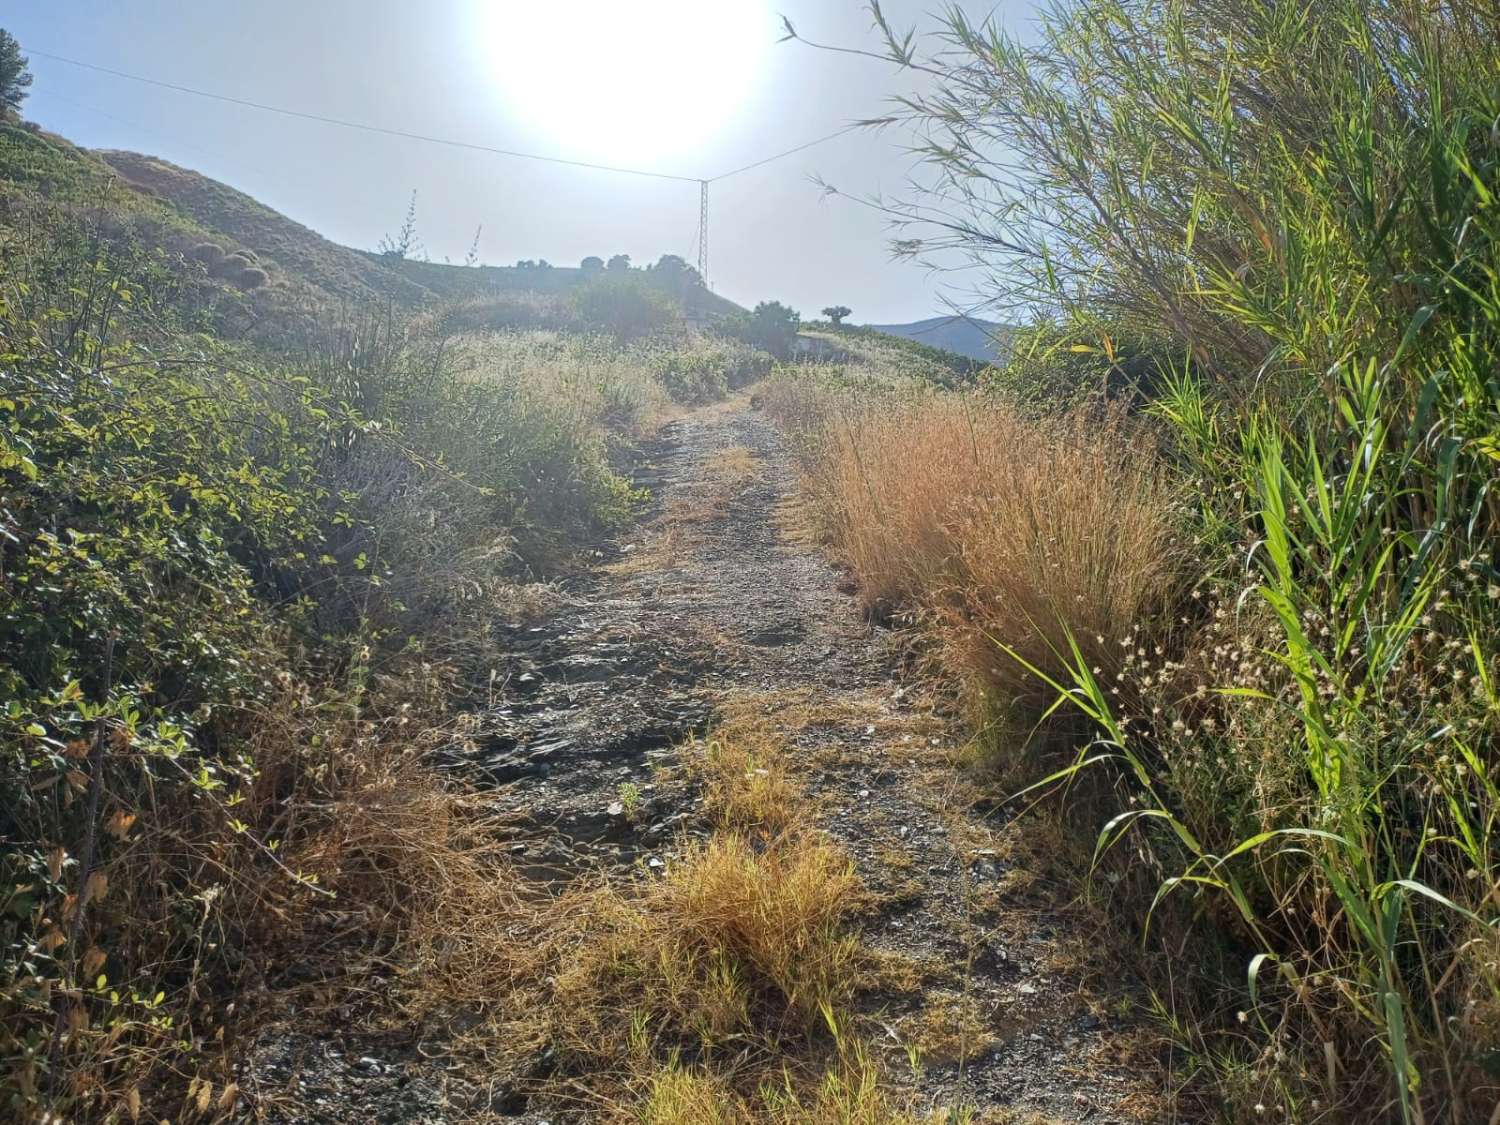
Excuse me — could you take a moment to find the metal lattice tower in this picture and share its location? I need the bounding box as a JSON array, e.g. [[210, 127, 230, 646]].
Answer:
[[697, 180, 709, 287]]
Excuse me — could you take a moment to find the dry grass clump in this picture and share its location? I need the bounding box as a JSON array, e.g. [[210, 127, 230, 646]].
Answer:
[[543, 832, 864, 1066], [686, 731, 803, 837], [765, 378, 1183, 717], [633, 1054, 928, 1125], [504, 722, 958, 1122], [279, 733, 533, 1017], [2, 661, 532, 1123]]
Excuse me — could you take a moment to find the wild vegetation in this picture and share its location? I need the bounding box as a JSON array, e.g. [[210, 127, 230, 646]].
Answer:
[[771, 1, 1500, 1121], [801, 324, 985, 387], [0, 106, 789, 1120], [8, 1, 1498, 1120]]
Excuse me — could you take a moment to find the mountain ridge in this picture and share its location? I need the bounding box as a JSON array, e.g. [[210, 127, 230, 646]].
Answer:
[[864, 314, 1011, 363]]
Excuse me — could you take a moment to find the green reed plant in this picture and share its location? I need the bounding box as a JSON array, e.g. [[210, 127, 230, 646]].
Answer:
[[802, 0, 1500, 1118]]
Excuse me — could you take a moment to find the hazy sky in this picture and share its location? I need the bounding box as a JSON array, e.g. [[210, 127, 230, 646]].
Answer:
[[4, 2, 1029, 323]]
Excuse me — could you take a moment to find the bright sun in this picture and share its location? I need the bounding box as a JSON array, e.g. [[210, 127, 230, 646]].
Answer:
[[486, 0, 769, 166]]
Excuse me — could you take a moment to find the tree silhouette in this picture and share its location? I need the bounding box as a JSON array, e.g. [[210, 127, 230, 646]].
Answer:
[[649, 254, 705, 301], [821, 305, 852, 325], [607, 253, 632, 271], [581, 256, 605, 273], [745, 301, 801, 358], [0, 30, 32, 116]]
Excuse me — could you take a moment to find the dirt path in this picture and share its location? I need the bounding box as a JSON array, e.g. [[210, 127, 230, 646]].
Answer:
[[249, 396, 1155, 1122], [474, 398, 1154, 1122]]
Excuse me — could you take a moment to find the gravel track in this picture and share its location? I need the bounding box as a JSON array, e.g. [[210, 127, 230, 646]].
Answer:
[[246, 396, 1156, 1124]]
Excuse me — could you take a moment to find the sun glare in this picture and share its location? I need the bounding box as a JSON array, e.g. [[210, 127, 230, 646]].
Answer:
[[485, 0, 769, 167]]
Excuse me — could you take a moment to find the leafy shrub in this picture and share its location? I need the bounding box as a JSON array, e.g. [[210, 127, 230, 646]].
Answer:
[[572, 274, 678, 340], [233, 264, 268, 289], [727, 300, 800, 359], [0, 198, 650, 1120]]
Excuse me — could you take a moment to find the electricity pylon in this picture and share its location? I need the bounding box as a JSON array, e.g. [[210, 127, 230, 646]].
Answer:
[[697, 180, 709, 288]]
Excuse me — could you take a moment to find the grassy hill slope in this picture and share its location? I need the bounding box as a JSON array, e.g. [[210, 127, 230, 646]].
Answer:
[[100, 149, 432, 306], [864, 315, 1012, 363], [99, 149, 748, 321]]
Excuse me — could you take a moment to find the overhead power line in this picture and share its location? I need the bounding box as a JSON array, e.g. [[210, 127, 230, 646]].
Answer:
[[27, 48, 703, 183], [706, 125, 862, 181], [28, 47, 870, 290], [31, 47, 863, 186]]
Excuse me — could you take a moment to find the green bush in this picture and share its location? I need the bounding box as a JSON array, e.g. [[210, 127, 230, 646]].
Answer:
[[0, 200, 646, 1117], [572, 274, 678, 340], [642, 334, 773, 404]]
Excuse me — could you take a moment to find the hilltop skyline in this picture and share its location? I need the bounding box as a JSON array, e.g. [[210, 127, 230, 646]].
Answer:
[[3, 1, 1029, 322]]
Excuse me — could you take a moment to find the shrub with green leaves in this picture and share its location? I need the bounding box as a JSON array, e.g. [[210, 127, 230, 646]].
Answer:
[[571, 273, 678, 340], [0, 197, 648, 1119], [642, 333, 773, 404]]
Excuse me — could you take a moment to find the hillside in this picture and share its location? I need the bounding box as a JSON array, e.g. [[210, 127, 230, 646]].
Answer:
[[798, 324, 982, 387], [864, 314, 1011, 362], [99, 150, 747, 321], [100, 149, 433, 305]]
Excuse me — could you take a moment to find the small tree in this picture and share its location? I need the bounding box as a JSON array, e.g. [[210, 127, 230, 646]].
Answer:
[[607, 253, 632, 272], [744, 301, 801, 359], [573, 276, 676, 339], [464, 225, 483, 267], [0, 30, 32, 117], [821, 305, 852, 326], [651, 253, 704, 290], [581, 255, 605, 273]]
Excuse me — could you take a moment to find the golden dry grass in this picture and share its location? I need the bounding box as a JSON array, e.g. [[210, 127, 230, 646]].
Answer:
[[630, 1055, 933, 1125], [542, 831, 865, 1065], [705, 442, 758, 483], [9, 664, 540, 1124], [763, 382, 1185, 719], [498, 715, 978, 1123], [897, 991, 1000, 1065], [684, 730, 804, 836]]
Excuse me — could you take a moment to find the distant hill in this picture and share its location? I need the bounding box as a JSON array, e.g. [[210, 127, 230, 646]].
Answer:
[[95, 149, 743, 318], [99, 150, 433, 306], [863, 316, 1012, 363], [372, 254, 744, 318]]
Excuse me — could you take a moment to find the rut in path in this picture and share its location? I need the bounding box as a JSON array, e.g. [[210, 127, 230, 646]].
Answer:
[[475, 398, 1155, 1122]]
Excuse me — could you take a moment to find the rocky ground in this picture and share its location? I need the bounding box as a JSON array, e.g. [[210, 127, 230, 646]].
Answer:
[[243, 394, 1160, 1123]]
